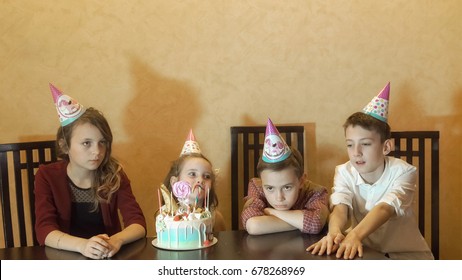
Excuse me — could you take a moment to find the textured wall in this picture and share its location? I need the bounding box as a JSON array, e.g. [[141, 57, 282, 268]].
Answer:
[[1, 1, 461, 259]]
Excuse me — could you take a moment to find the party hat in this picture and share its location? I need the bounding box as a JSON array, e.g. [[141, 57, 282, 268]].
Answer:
[[49, 83, 86, 126], [180, 129, 202, 156], [362, 82, 390, 123], [262, 118, 291, 163]]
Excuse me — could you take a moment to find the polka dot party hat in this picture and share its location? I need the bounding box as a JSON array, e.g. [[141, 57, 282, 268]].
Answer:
[[362, 82, 390, 123], [49, 83, 86, 126], [180, 129, 202, 156], [262, 118, 292, 163]]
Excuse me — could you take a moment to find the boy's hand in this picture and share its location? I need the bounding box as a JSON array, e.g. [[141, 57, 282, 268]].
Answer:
[[306, 232, 344, 255], [335, 231, 363, 259], [242, 198, 254, 211], [263, 207, 276, 216]]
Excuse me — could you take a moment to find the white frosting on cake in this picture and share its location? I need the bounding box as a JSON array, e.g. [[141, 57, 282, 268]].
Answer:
[[156, 211, 214, 250], [156, 182, 215, 250]]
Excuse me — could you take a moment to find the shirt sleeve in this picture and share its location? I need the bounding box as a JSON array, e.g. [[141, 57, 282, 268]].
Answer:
[[34, 164, 63, 245], [330, 164, 355, 210], [376, 163, 417, 217], [301, 184, 329, 234], [116, 172, 147, 230], [240, 178, 267, 230]]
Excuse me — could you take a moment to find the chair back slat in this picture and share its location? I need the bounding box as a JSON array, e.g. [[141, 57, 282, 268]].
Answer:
[[0, 151, 14, 248], [389, 131, 439, 259], [13, 150, 27, 247], [230, 126, 305, 230], [0, 140, 57, 248]]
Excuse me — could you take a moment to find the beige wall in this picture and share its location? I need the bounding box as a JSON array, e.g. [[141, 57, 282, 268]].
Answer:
[[1, 1, 460, 259]]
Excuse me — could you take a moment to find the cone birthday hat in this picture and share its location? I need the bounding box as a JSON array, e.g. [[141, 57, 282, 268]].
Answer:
[[180, 129, 202, 156], [262, 118, 291, 163], [49, 83, 86, 126], [362, 82, 390, 123]]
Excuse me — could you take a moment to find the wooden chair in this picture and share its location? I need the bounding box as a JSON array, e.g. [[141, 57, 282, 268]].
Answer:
[[389, 131, 440, 259], [230, 126, 305, 230], [0, 140, 57, 248]]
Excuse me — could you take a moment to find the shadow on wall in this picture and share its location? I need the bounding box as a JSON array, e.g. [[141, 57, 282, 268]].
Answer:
[[316, 142, 346, 192], [390, 83, 462, 260], [114, 57, 201, 237]]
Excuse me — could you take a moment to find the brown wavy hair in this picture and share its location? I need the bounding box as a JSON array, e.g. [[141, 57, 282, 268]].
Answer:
[[56, 107, 122, 211]]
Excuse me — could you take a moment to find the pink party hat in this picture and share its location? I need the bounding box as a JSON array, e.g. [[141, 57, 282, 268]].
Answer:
[[49, 83, 86, 126], [180, 129, 202, 156], [362, 82, 390, 123], [262, 118, 291, 163]]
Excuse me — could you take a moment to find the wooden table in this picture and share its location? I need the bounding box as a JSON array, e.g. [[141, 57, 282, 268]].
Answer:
[[0, 230, 389, 260]]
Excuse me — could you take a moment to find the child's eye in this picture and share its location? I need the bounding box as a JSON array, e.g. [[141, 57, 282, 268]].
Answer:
[[188, 172, 197, 177], [264, 186, 274, 192], [362, 143, 371, 146], [283, 185, 293, 191], [82, 141, 91, 147], [204, 174, 212, 180]]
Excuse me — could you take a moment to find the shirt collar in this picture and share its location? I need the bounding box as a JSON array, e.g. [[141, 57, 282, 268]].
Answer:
[[354, 157, 389, 187]]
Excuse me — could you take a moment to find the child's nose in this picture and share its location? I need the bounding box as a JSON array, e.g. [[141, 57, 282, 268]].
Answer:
[[353, 145, 362, 156], [92, 145, 100, 155], [276, 190, 284, 201]]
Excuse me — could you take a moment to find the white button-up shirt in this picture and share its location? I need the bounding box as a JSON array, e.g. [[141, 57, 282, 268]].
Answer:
[[330, 157, 431, 253]]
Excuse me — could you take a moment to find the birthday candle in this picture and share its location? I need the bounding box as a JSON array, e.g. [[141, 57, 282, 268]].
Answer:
[[170, 191, 173, 215], [157, 188, 162, 214], [207, 187, 210, 210], [204, 187, 207, 210]]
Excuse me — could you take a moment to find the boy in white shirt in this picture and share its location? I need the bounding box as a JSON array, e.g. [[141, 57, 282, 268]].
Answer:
[[306, 82, 433, 259]]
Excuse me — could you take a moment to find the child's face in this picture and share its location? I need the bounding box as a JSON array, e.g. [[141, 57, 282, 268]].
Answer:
[[67, 122, 107, 173], [260, 168, 303, 210], [174, 157, 213, 204], [345, 125, 390, 183]]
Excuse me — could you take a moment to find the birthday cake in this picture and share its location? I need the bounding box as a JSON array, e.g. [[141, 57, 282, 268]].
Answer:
[[155, 183, 215, 250]]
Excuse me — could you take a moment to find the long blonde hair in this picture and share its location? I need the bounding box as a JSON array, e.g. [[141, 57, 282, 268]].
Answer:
[[56, 107, 122, 210]]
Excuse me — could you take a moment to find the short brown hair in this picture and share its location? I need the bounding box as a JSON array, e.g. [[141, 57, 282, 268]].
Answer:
[[343, 112, 391, 143], [256, 147, 304, 178]]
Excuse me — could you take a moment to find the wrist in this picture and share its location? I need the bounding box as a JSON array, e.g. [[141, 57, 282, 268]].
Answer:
[[109, 234, 125, 247], [328, 226, 342, 236], [348, 229, 364, 241], [77, 239, 88, 255]]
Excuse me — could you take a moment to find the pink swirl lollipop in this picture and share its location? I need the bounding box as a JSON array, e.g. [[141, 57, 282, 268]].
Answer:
[[172, 181, 191, 199]]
